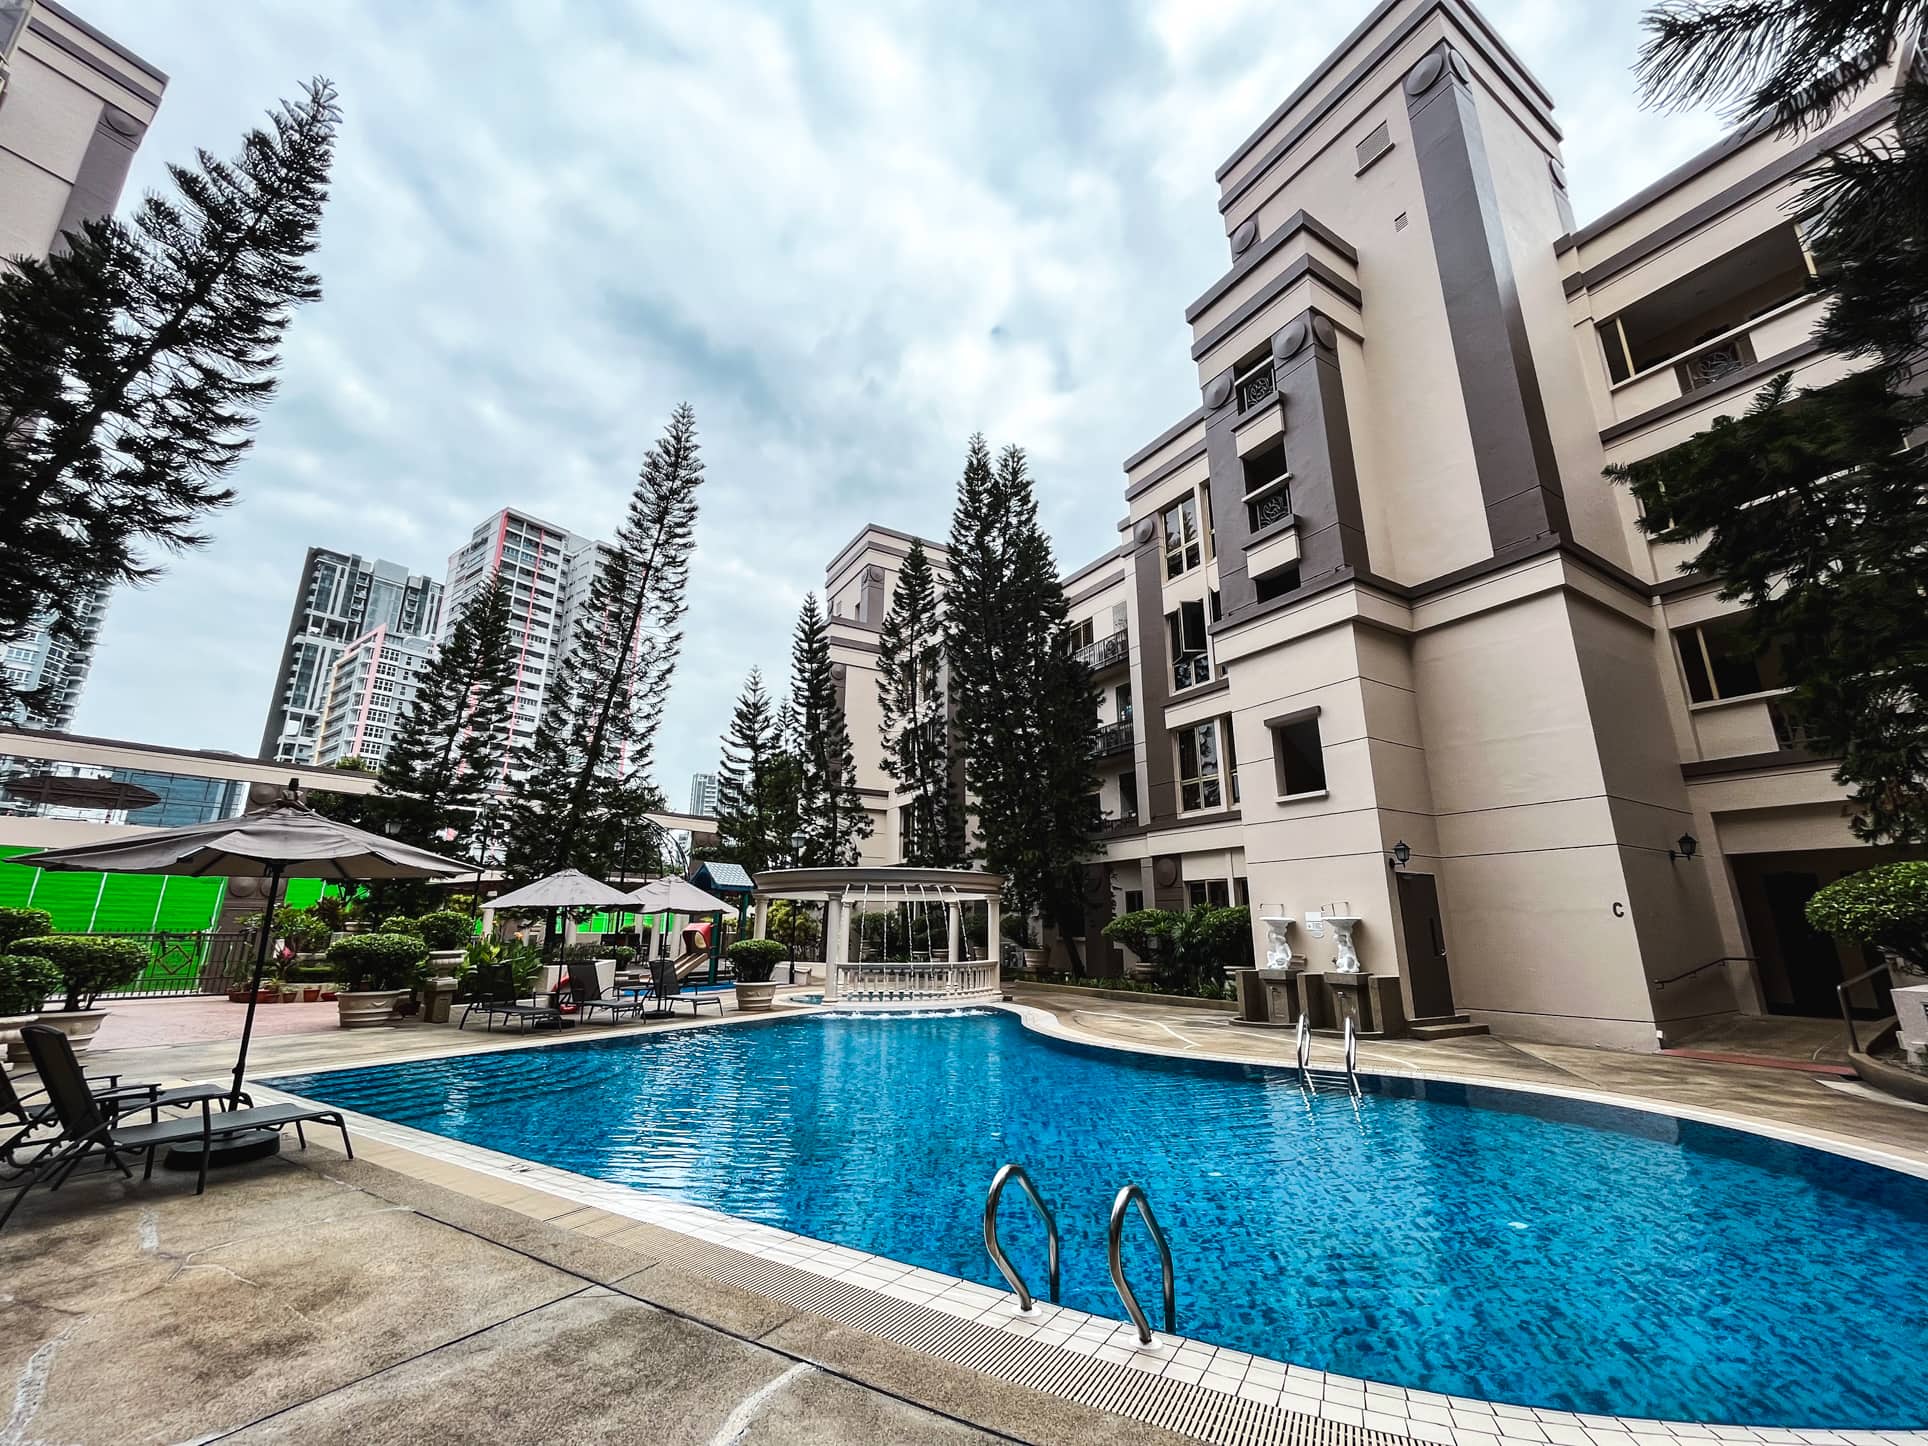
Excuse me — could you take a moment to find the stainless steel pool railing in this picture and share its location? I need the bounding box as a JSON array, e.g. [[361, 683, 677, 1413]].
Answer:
[[984, 1164, 1060, 1312], [1107, 1183, 1175, 1345], [1296, 1012, 1363, 1098], [1295, 1012, 1311, 1082]]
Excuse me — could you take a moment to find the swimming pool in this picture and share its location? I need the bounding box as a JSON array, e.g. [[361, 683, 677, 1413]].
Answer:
[[271, 1009, 1928, 1427]]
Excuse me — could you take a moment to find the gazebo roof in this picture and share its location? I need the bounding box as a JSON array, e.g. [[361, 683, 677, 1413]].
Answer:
[[688, 860, 755, 894]]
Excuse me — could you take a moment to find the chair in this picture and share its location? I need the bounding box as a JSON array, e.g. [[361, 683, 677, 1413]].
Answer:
[[0, 1025, 353, 1234], [650, 959, 724, 1018], [566, 963, 646, 1025], [2, 1063, 249, 1176], [459, 966, 564, 1032]]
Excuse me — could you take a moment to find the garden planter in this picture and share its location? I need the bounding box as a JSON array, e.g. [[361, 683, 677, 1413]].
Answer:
[[12, 1008, 108, 1062], [1, 1013, 39, 1066], [733, 981, 778, 1013], [336, 989, 405, 1029], [302, 986, 322, 1003], [1022, 947, 1048, 972], [228, 988, 276, 1005]]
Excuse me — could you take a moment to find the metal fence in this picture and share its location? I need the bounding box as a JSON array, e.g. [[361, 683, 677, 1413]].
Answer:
[[90, 930, 259, 999]]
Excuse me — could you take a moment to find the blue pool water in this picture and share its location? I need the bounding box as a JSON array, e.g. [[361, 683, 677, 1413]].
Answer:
[[271, 1010, 1928, 1426]]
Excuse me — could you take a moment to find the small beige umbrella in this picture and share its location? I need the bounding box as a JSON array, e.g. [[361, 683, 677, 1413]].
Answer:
[[486, 869, 638, 963]]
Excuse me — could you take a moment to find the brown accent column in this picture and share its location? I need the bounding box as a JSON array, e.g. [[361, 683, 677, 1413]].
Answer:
[[1403, 42, 1569, 551], [1271, 311, 1369, 587], [1084, 864, 1119, 974], [1129, 533, 1176, 824]]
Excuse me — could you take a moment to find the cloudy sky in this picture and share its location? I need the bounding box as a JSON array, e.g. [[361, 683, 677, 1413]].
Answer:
[[76, 0, 1728, 807]]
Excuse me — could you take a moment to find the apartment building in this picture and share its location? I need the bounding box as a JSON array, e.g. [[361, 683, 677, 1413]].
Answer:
[[833, 0, 1914, 1049], [0, 2, 167, 730], [311, 626, 436, 769], [439, 507, 610, 785], [260, 550, 441, 766]]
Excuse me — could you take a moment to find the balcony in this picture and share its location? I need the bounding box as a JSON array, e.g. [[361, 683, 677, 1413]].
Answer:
[[1091, 720, 1134, 759], [1074, 629, 1129, 674], [1101, 811, 1140, 834], [1234, 361, 1277, 413]]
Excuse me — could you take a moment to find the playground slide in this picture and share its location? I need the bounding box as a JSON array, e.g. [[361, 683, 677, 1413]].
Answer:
[[672, 943, 709, 982]]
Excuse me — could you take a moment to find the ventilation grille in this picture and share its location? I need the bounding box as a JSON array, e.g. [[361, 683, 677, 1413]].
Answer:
[[690, 1245, 1415, 1446], [1354, 122, 1393, 174]]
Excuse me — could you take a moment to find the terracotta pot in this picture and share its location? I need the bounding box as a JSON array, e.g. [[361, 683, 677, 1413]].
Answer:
[[733, 981, 778, 1013], [302, 986, 322, 1003], [336, 989, 404, 1029], [8, 1008, 107, 1063]]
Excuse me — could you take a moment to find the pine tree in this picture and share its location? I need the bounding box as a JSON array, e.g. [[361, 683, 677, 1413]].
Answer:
[[715, 666, 796, 875], [507, 404, 703, 877], [1622, 0, 1928, 843], [0, 80, 341, 722], [376, 576, 515, 853], [876, 538, 963, 865], [790, 593, 872, 866], [945, 436, 1100, 963]]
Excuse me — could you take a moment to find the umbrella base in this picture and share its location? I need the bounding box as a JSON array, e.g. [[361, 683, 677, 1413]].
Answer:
[[161, 1129, 282, 1171]]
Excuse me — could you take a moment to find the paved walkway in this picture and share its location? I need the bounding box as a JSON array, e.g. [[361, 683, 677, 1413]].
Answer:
[[90, 995, 344, 1051]]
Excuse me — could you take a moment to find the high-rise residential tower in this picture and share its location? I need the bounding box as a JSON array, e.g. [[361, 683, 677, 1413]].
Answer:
[[260, 549, 441, 766], [0, 2, 168, 730], [688, 771, 718, 818]]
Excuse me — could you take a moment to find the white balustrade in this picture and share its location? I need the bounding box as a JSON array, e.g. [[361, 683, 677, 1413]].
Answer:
[[833, 960, 1001, 1004]]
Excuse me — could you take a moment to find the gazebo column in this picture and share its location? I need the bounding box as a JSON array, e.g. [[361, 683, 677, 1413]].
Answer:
[[946, 903, 962, 963], [753, 895, 770, 940], [986, 897, 1001, 972], [825, 892, 847, 1002]]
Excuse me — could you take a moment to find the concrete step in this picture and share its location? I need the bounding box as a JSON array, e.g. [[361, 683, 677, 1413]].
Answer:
[[1407, 1016, 1490, 1041]]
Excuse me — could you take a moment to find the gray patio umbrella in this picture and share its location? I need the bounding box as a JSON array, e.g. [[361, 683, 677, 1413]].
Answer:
[[485, 869, 638, 963], [627, 876, 733, 980], [9, 803, 470, 1108]]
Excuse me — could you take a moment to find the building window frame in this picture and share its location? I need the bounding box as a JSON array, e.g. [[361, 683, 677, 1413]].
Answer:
[[1175, 717, 1235, 814], [1267, 707, 1328, 799], [1162, 493, 1203, 579], [1674, 613, 1789, 706]]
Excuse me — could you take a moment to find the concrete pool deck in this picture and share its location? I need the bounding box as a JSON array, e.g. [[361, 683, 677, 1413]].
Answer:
[[7, 989, 1928, 1443]]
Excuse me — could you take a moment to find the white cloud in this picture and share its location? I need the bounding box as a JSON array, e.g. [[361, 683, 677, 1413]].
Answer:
[[73, 0, 1737, 808]]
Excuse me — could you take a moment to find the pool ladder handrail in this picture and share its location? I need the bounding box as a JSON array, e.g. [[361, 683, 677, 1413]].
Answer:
[[1108, 1183, 1176, 1345], [1296, 1013, 1363, 1098], [983, 1163, 1060, 1312]]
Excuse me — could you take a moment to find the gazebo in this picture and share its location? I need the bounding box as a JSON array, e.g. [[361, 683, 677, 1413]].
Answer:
[[687, 859, 756, 973], [751, 865, 1005, 1007]]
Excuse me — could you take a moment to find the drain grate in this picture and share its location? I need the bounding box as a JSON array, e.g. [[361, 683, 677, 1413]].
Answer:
[[691, 1248, 1413, 1446]]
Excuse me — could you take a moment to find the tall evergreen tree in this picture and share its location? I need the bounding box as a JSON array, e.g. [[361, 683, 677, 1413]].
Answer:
[[0, 80, 341, 722], [715, 666, 796, 875], [945, 436, 1099, 964], [790, 593, 871, 866], [376, 576, 515, 853], [876, 538, 963, 865], [507, 404, 703, 877], [1618, 0, 1928, 842]]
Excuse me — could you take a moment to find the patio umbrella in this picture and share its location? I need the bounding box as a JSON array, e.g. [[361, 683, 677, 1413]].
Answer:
[[9, 803, 470, 1108], [627, 876, 733, 980], [485, 869, 637, 961]]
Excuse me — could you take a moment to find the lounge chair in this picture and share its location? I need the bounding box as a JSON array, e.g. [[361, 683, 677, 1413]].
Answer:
[[2, 1063, 249, 1176], [0, 1025, 352, 1234], [650, 959, 724, 1018], [566, 963, 648, 1025], [459, 967, 565, 1032]]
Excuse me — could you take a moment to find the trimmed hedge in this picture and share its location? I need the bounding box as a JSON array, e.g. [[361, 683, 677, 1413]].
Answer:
[[0, 953, 59, 1015], [326, 932, 428, 991], [414, 910, 476, 950], [1807, 862, 1928, 974], [0, 907, 53, 953], [11, 935, 150, 1010], [728, 938, 787, 983]]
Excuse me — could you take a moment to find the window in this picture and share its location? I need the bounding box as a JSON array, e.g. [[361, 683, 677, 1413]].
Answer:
[[1234, 877, 1250, 907], [1114, 682, 1133, 724], [1255, 564, 1300, 603], [1241, 436, 1291, 533], [1223, 714, 1239, 804], [1188, 879, 1231, 909], [1066, 617, 1095, 651], [1124, 889, 1145, 915], [1675, 614, 1788, 704], [1272, 713, 1327, 796], [1167, 600, 1211, 691], [1177, 721, 1222, 812], [1162, 495, 1202, 578], [1117, 769, 1139, 822]]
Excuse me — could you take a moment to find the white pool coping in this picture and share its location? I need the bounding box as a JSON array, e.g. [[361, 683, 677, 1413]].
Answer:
[[256, 1000, 1928, 1443]]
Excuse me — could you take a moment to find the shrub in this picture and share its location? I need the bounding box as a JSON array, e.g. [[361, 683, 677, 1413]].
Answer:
[[415, 909, 476, 950], [0, 907, 53, 952], [284, 959, 337, 984], [610, 945, 637, 967], [1807, 863, 1928, 974], [12, 935, 151, 1010], [378, 914, 421, 938], [561, 942, 605, 963], [310, 893, 348, 932], [728, 938, 787, 984], [239, 905, 331, 954], [1103, 909, 1178, 968], [325, 933, 428, 992], [0, 953, 59, 1015]]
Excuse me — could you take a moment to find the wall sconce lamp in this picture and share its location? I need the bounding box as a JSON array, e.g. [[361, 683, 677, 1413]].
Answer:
[[1387, 840, 1412, 870], [1668, 833, 1699, 863]]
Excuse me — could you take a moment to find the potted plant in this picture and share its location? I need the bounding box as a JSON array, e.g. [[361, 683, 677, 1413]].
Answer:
[[728, 938, 786, 1013], [325, 932, 427, 1028], [0, 952, 60, 1064], [415, 909, 475, 968], [9, 934, 150, 1055]]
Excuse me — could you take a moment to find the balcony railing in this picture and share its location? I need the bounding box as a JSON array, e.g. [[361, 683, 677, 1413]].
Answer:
[[1101, 811, 1140, 834], [1235, 363, 1278, 412], [1092, 720, 1134, 758], [1074, 629, 1129, 672], [1676, 335, 1754, 393]]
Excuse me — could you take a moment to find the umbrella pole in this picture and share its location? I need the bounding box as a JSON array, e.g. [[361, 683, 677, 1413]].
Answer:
[[230, 862, 284, 1107]]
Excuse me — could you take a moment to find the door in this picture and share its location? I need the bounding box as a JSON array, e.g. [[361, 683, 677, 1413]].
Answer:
[[1761, 871, 1889, 1018], [1397, 872, 1456, 1019]]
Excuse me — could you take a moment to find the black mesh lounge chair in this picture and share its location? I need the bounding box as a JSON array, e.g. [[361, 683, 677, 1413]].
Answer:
[[566, 962, 647, 1025], [0, 1025, 352, 1234], [2, 1064, 249, 1177], [459, 966, 564, 1032], [650, 958, 724, 1018]]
